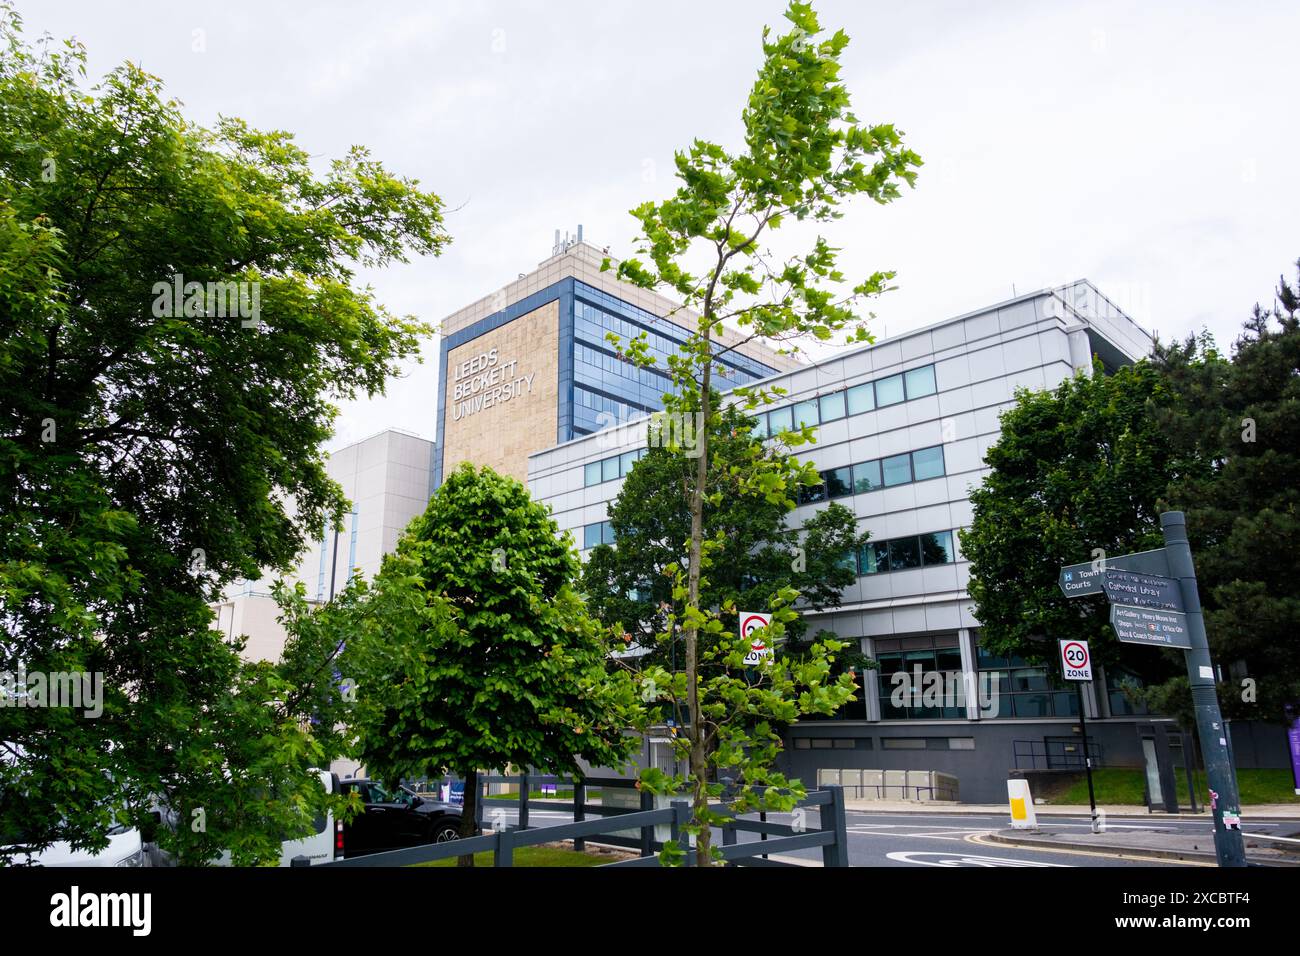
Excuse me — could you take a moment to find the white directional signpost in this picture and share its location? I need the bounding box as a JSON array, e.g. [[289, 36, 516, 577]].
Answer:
[[1058, 512, 1247, 867], [1058, 640, 1099, 831]]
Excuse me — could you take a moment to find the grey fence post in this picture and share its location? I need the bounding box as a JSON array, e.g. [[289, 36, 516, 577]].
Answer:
[[290, 855, 311, 868], [494, 826, 514, 868], [573, 780, 586, 853], [670, 799, 689, 851], [639, 788, 654, 857], [821, 785, 849, 868], [519, 772, 529, 831], [474, 775, 484, 832]]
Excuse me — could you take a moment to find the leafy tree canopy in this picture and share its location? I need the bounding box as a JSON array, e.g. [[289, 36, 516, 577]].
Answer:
[[338, 465, 641, 855], [0, 5, 447, 863]]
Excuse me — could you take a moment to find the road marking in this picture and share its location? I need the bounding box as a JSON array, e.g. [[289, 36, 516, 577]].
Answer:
[[964, 832, 1212, 866], [886, 850, 1067, 867]]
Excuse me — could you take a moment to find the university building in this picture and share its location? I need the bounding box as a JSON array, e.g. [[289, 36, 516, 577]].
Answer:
[[226, 233, 1288, 803]]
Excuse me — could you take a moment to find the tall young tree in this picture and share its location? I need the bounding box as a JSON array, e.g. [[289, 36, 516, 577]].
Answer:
[[581, 402, 866, 661], [0, 7, 447, 863], [339, 464, 640, 866], [603, 2, 920, 863]]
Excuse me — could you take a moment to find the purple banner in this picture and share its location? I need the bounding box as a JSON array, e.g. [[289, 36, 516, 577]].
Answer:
[[1289, 717, 1300, 796]]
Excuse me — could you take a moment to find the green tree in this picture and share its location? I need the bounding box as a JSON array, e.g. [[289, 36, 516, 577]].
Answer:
[[0, 7, 447, 863], [581, 402, 866, 667], [339, 464, 640, 866], [961, 265, 1300, 735], [1152, 265, 1300, 724], [960, 362, 1182, 692], [602, 1, 919, 863]]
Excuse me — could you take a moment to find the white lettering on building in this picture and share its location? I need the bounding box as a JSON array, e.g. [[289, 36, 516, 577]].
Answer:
[[451, 348, 536, 421]]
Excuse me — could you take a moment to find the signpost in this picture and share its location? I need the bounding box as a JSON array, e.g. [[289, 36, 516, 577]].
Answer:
[[1109, 603, 1192, 649], [1058, 513, 1247, 867], [1101, 570, 1183, 612], [740, 611, 773, 667], [1059, 640, 1099, 831]]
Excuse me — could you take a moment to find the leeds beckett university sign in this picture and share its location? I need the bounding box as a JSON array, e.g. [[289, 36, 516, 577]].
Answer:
[[451, 347, 536, 421]]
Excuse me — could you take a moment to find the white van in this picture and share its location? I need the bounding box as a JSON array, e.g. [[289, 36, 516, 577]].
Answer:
[[209, 768, 342, 867], [1, 816, 152, 867]]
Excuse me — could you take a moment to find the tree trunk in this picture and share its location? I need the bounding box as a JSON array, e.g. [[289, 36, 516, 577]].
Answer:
[[457, 768, 478, 867], [686, 346, 713, 866]]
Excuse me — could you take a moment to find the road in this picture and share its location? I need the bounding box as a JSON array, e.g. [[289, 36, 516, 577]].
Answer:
[[485, 804, 1300, 867]]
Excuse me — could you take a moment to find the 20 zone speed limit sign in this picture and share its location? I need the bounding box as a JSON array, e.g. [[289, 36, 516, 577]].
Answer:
[[1059, 640, 1092, 682]]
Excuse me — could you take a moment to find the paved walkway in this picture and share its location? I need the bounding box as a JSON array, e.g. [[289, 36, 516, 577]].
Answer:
[[986, 826, 1300, 865], [843, 799, 1300, 820]]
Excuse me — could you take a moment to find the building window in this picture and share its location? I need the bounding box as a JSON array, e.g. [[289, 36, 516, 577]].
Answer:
[[852, 459, 881, 493], [858, 531, 958, 576], [768, 405, 793, 434], [824, 466, 852, 498], [904, 365, 937, 399], [875, 373, 905, 407], [583, 448, 646, 486], [977, 647, 1079, 719], [846, 382, 875, 415], [889, 535, 922, 571], [751, 364, 937, 437], [797, 480, 828, 505], [583, 520, 615, 550], [876, 634, 964, 720], [920, 530, 955, 566], [911, 445, 945, 481], [818, 391, 846, 422], [881, 452, 912, 486], [345, 511, 359, 585]]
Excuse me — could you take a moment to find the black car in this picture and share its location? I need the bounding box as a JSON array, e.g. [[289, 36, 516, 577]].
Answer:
[[339, 778, 463, 857]]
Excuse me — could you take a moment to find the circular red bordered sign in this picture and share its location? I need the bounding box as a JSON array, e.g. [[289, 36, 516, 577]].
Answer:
[[740, 614, 769, 637], [1062, 641, 1089, 669]]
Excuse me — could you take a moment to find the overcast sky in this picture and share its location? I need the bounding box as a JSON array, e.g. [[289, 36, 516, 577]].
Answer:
[[20, 0, 1300, 448]]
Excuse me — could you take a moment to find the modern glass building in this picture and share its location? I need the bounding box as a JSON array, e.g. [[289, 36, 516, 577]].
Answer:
[[434, 237, 799, 487], [527, 279, 1292, 801]]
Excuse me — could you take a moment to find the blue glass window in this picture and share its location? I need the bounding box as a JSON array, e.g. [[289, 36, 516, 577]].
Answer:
[[875, 374, 905, 407], [794, 400, 819, 429], [852, 459, 881, 493], [911, 445, 945, 481], [890, 536, 922, 571], [920, 530, 954, 565], [905, 365, 937, 398], [824, 466, 852, 498], [859, 540, 888, 575], [584, 462, 602, 486], [846, 382, 874, 415], [819, 392, 846, 421], [767, 406, 793, 434], [882, 453, 912, 486]]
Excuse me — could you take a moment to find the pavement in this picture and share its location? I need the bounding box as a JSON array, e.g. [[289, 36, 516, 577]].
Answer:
[[844, 799, 1300, 820], [986, 825, 1300, 865]]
